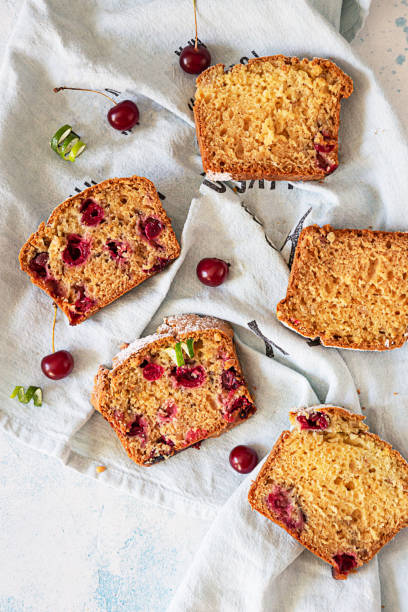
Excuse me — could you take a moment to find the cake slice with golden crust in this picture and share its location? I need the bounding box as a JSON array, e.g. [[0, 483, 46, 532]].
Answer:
[[249, 406, 408, 579], [19, 176, 180, 325], [194, 55, 353, 181], [92, 314, 256, 466], [277, 224, 408, 350]]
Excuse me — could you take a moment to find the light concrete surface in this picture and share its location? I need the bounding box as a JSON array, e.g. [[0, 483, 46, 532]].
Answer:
[[1, 1, 408, 611], [0, 434, 209, 612], [354, 0, 408, 132]]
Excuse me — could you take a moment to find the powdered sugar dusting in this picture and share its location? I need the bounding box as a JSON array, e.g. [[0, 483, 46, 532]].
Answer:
[[111, 314, 233, 370], [112, 332, 172, 368], [292, 404, 334, 416], [158, 314, 233, 338]]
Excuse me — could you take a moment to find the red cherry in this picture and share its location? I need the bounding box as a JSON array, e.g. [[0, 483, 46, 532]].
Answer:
[[179, 44, 211, 74], [221, 367, 242, 391], [223, 396, 254, 423], [105, 240, 129, 262], [53, 88, 139, 131], [127, 415, 148, 443], [316, 152, 338, 175], [332, 553, 358, 579], [229, 445, 258, 474], [142, 363, 164, 381], [41, 350, 74, 380], [80, 199, 105, 226], [196, 258, 229, 287], [62, 234, 91, 267], [144, 218, 163, 241], [29, 252, 50, 278], [314, 142, 334, 154], [175, 365, 206, 388], [297, 411, 329, 431], [107, 100, 139, 131]]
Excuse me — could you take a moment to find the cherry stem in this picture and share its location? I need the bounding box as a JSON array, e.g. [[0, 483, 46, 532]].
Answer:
[[53, 87, 117, 106], [193, 0, 198, 50], [52, 303, 57, 353]]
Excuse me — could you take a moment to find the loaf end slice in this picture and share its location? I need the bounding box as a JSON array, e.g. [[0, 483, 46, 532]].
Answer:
[[92, 314, 256, 466], [248, 405, 408, 579], [277, 224, 408, 350], [19, 176, 181, 324], [194, 55, 353, 181]]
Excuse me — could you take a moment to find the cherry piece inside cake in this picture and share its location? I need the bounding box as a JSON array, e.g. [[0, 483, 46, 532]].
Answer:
[[194, 55, 353, 181], [91, 314, 256, 466], [19, 176, 180, 324], [248, 406, 408, 579]]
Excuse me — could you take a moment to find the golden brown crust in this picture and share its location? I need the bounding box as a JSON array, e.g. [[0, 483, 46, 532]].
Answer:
[[19, 176, 181, 325], [195, 56, 353, 181], [248, 430, 291, 509], [248, 406, 408, 577], [92, 315, 256, 466], [196, 56, 353, 97], [277, 224, 408, 351]]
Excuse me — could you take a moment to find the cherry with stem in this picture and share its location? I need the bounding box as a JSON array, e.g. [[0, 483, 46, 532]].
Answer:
[[41, 304, 74, 380], [179, 0, 211, 75], [53, 87, 139, 131]]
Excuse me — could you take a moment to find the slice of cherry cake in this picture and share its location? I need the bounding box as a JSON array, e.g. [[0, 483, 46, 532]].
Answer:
[[91, 314, 256, 466], [248, 406, 408, 579], [194, 56, 353, 181], [19, 176, 180, 324]]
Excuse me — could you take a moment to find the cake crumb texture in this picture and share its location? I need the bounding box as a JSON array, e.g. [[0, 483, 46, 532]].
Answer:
[[19, 176, 180, 325], [249, 406, 408, 579], [277, 224, 408, 350], [194, 56, 353, 181], [91, 314, 256, 466]]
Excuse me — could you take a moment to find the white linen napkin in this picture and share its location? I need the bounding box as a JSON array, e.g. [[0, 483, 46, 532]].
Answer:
[[1, 0, 407, 609], [168, 459, 380, 612]]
